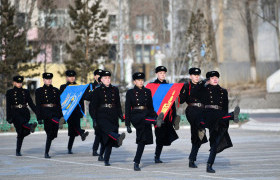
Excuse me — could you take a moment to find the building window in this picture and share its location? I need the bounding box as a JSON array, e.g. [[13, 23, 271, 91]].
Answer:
[[109, 15, 117, 31], [52, 44, 64, 63], [135, 45, 151, 63], [38, 9, 69, 28], [16, 12, 26, 28], [261, 0, 276, 21], [108, 45, 117, 61], [136, 15, 151, 31]]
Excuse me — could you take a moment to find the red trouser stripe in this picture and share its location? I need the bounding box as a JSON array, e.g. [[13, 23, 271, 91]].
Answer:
[[222, 116, 231, 119], [51, 119, 59, 124], [75, 129, 80, 135], [22, 125, 30, 130], [108, 134, 117, 141], [145, 119, 156, 122]]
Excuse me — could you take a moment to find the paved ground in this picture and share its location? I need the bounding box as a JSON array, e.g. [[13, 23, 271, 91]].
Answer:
[[0, 127, 280, 180]]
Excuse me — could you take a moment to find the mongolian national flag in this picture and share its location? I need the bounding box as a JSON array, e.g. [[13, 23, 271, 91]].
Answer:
[[146, 83, 184, 119], [60, 84, 89, 121]]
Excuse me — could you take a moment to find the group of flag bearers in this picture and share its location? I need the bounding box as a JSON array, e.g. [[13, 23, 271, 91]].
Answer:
[[6, 66, 240, 173]]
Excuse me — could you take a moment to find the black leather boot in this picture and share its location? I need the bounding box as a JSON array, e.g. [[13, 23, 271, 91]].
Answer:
[[117, 133, 126, 146], [81, 131, 89, 141], [104, 161, 110, 166], [207, 163, 215, 173], [92, 150, 99, 156], [189, 160, 198, 168], [30, 122, 37, 133], [134, 163, 141, 171], [98, 155, 104, 161], [154, 156, 163, 163]]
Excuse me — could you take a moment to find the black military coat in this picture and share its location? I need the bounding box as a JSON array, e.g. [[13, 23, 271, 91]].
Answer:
[[90, 84, 123, 146], [153, 79, 178, 146], [179, 80, 208, 145], [6, 87, 37, 137], [125, 85, 157, 145], [201, 84, 233, 153], [35, 84, 62, 139]]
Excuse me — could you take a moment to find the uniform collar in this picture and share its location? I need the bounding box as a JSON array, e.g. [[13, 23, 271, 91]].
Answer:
[[101, 83, 112, 89], [43, 84, 53, 89], [66, 81, 77, 85], [134, 85, 144, 90], [13, 86, 22, 91], [154, 78, 167, 84], [93, 80, 99, 86]]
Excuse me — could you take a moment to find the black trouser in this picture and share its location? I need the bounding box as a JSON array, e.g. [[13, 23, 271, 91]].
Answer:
[[92, 134, 101, 151], [92, 135, 105, 156], [134, 142, 145, 164], [155, 144, 163, 159], [45, 136, 52, 154], [207, 145, 217, 164], [16, 137, 24, 153], [68, 136, 75, 150], [189, 143, 201, 161], [104, 141, 113, 162]]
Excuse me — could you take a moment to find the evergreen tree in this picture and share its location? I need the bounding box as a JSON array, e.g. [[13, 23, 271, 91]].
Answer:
[[65, 0, 109, 83], [0, 0, 40, 94]]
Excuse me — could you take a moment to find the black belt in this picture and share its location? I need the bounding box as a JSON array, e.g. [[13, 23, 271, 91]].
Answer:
[[41, 104, 57, 107], [100, 104, 116, 108], [132, 106, 147, 110], [12, 104, 28, 109], [187, 103, 204, 108], [205, 105, 222, 110]]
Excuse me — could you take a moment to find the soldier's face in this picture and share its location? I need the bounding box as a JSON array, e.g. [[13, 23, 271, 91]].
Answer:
[[157, 71, 166, 81], [66, 76, 75, 83], [94, 75, 100, 82], [43, 79, 52, 86], [134, 79, 144, 88], [13, 82, 22, 88], [190, 74, 200, 84], [101, 76, 111, 86], [209, 76, 219, 85]]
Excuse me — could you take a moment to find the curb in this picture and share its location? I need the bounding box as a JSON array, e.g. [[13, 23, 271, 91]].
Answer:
[[240, 118, 280, 132]]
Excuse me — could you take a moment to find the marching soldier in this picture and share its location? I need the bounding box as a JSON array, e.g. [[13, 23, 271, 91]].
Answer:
[[35, 73, 63, 158], [125, 72, 164, 171], [152, 66, 180, 163], [201, 71, 239, 173], [85, 69, 105, 160], [179, 67, 208, 168], [60, 70, 89, 154], [90, 70, 126, 166], [6, 76, 37, 156]]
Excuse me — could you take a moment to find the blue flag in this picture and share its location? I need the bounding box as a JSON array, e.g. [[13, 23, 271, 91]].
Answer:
[[60, 84, 89, 121]]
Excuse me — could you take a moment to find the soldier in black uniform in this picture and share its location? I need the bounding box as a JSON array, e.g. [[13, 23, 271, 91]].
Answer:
[[153, 66, 180, 163], [90, 70, 126, 166], [35, 73, 63, 158], [60, 70, 89, 154], [125, 72, 164, 171], [6, 76, 37, 156], [85, 69, 105, 159], [179, 67, 208, 168], [201, 71, 239, 173]]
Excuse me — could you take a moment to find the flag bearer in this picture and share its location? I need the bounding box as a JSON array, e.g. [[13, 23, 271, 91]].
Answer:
[[60, 70, 89, 154]]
